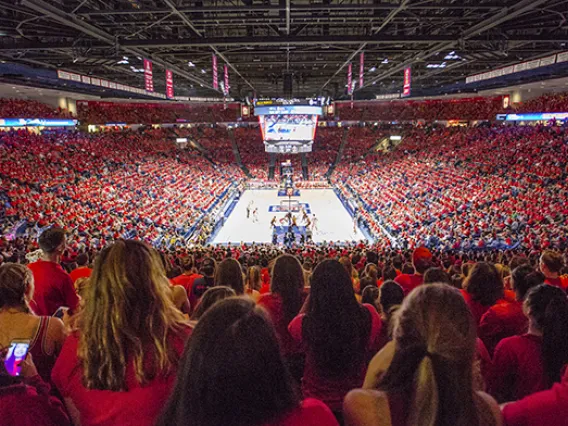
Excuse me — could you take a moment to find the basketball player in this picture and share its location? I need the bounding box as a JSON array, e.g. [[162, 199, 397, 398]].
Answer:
[[253, 208, 259, 223], [291, 214, 298, 228], [270, 216, 277, 229], [311, 214, 318, 232], [301, 208, 310, 224]]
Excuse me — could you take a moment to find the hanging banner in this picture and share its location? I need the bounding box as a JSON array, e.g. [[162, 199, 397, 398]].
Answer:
[[165, 69, 174, 99], [402, 66, 411, 97], [223, 64, 230, 96], [359, 52, 365, 89], [212, 54, 219, 90], [144, 59, 154, 92], [347, 63, 353, 95]]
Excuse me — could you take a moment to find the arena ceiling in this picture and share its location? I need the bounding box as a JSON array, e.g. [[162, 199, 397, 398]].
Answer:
[[0, 0, 567, 99]]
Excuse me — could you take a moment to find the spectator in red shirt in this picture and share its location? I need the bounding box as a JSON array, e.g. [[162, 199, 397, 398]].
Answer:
[[170, 255, 202, 297], [394, 247, 432, 295], [28, 227, 79, 316], [539, 250, 568, 290], [461, 262, 505, 325], [501, 369, 568, 426], [157, 298, 339, 426], [489, 284, 568, 403], [68, 253, 92, 284], [478, 265, 544, 355], [188, 258, 216, 311], [51, 240, 191, 426], [258, 254, 306, 382], [288, 259, 383, 418], [0, 350, 70, 426], [344, 284, 501, 426]]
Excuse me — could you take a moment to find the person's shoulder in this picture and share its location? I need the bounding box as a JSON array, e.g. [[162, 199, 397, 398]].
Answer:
[[344, 389, 390, 426], [475, 392, 503, 426]]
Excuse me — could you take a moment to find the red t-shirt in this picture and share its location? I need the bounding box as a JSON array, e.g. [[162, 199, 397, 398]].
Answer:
[[170, 273, 202, 296], [69, 267, 92, 284], [394, 274, 423, 296], [544, 277, 568, 291], [502, 373, 568, 426], [261, 398, 338, 426], [288, 304, 383, 411], [478, 300, 528, 356], [28, 260, 80, 316], [51, 328, 190, 426], [460, 289, 491, 326], [258, 293, 303, 357], [489, 334, 545, 403], [0, 376, 70, 426]]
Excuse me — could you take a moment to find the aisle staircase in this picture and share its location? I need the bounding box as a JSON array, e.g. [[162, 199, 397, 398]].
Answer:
[[228, 128, 252, 178], [325, 127, 349, 178], [301, 153, 308, 180]]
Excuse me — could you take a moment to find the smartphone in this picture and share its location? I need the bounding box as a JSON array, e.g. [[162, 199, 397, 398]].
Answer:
[[53, 307, 66, 319], [4, 340, 31, 377]]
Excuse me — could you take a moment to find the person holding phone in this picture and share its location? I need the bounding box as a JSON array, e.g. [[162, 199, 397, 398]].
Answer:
[[0, 263, 66, 383], [0, 350, 70, 426]]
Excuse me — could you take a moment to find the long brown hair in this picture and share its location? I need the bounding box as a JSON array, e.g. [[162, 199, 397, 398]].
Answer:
[[215, 258, 244, 295], [246, 266, 262, 292], [379, 284, 491, 426], [78, 240, 187, 391], [0, 263, 34, 313]]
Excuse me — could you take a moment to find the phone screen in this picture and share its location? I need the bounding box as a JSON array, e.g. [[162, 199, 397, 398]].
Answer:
[[4, 340, 31, 377]]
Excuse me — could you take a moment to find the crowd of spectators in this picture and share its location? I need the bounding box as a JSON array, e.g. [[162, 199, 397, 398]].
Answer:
[[1, 225, 568, 425], [0, 128, 244, 250], [0, 98, 72, 119], [76, 101, 240, 124], [333, 124, 568, 252], [336, 96, 505, 121]]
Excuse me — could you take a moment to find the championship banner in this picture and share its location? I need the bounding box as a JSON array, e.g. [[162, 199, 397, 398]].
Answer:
[[223, 64, 230, 96], [359, 52, 365, 89], [212, 54, 219, 90], [144, 59, 154, 92], [347, 63, 353, 94], [402, 66, 411, 97], [165, 69, 174, 99]]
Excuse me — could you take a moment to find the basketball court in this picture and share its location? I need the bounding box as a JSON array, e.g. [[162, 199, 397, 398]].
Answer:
[[211, 189, 367, 244]]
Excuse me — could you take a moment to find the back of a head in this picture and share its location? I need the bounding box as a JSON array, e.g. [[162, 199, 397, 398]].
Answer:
[[247, 266, 262, 291], [80, 240, 186, 391], [412, 247, 433, 275], [512, 264, 543, 301], [464, 262, 504, 306], [215, 258, 244, 295], [339, 256, 353, 276], [271, 254, 304, 324], [158, 298, 297, 426], [200, 257, 216, 277], [305, 259, 369, 377], [361, 285, 380, 309], [524, 284, 568, 387], [423, 267, 451, 285], [540, 250, 564, 275], [379, 280, 404, 314], [382, 265, 398, 281], [364, 263, 379, 281], [0, 263, 33, 312], [76, 253, 89, 267], [38, 227, 66, 255], [380, 284, 478, 426], [182, 255, 195, 272], [402, 263, 415, 275], [191, 286, 236, 321]]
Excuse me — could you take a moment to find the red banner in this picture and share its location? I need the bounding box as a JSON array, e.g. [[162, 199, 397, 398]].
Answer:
[[212, 54, 218, 90], [347, 63, 353, 94], [165, 69, 174, 99], [402, 66, 411, 97], [223, 64, 230, 96], [144, 59, 154, 92], [359, 52, 365, 89]]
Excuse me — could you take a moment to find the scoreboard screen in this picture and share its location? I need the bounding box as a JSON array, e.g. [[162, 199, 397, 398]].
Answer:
[[255, 105, 322, 143]]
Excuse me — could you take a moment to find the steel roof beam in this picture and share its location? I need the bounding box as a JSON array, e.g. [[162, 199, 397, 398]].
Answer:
[[19, 0, 214, 90]]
